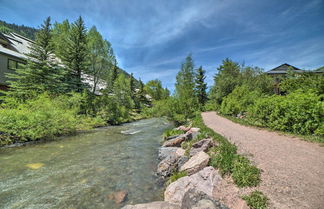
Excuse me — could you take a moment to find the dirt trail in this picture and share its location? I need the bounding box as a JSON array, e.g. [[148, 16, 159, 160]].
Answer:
[[202, 112, 324, 209]]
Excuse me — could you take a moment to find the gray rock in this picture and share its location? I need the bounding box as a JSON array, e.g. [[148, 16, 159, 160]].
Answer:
[[164, 166, 222, 206], [189, 138, 214, 157], [122, 201, 181, 209], [157, 153, 179, 178], [177, 156, 189, 169], [185, 128, 200, 140], [159, 147, 179, 161], [182, 189, 229, 209], [180, 151, 210, 175]]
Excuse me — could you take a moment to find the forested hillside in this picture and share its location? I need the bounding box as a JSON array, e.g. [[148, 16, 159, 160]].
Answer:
[[0, 20, 38, 40]]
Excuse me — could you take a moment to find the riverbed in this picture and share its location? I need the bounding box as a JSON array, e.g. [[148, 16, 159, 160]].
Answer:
[[0, 118, 172, 209]]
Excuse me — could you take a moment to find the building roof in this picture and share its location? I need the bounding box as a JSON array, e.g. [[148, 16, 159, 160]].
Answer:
[[266, 63, 304, 74]]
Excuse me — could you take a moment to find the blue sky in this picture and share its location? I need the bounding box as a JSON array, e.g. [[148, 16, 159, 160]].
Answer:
[[1, 0, 324, 89]]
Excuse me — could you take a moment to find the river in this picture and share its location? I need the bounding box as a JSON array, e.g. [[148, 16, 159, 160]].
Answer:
[[0, 118, 172, 209]]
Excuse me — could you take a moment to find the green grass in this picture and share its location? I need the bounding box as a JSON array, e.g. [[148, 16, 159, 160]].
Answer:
[[167, 171, 188, 185], [243, 191, 268, 209], [162, 128, 185, 139], [232, 156, 261, 187]]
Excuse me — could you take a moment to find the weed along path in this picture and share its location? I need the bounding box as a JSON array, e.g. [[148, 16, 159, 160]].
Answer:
[[202, 112, 324, 209]]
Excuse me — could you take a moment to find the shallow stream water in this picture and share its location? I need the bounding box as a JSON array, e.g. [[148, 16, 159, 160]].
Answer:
[[0, 118, 172, 209]]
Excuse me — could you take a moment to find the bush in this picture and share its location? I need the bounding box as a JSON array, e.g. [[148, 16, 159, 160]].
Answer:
[[243, 191, 268, 209], [0, 93, 106, 145], [220, 85, 262, 116], [248, 90, 323, 135], [232, 156, 261, 187]]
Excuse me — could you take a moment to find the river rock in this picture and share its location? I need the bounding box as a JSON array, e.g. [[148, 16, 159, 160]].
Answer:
[[186, 128, 200, 140], [121, 201, 181, 209], [165, 135, 181, 141], [108, 190, 128, 204], [189, 138, 213, 157], [182, 188, 229, 209], [177, 156, 189, 169], [158, 147, 179, 161], [163, 134, 187, 147], [164, 166, 222, 205], [180, 151, 210, 175], [176, 124, 192, 132], [157, 153, 179, 178]]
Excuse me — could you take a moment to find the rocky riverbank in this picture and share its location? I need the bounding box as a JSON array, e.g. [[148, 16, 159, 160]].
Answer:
[[122, 125, 242, 209]]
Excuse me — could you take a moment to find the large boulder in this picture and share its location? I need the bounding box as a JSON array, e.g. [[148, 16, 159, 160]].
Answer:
[[189, 138, 214, 157], [164, 166, 222, 205], [163, 134, 187, 147], [157, 148, 187, 178], [157, 153, 179, 178], [182, 189, 229, 209], [180, 151, 210, 175], [122, 201, 181, 209]]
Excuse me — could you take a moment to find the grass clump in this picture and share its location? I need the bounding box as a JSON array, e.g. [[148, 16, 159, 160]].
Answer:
[[163, 128, 184, 139], [209, 142, 237, 175], [232, 156, 261, 187], [167, 171, 188, 185], [243, 191, 268, 209]]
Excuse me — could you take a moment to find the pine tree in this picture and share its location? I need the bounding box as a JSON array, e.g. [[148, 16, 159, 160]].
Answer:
[[195, 66, 208, 107], [6, 17, 65, 101], [63, 16, 88, 92]]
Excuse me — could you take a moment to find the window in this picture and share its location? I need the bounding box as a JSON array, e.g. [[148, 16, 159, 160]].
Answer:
[[8, 59, 24, 70]]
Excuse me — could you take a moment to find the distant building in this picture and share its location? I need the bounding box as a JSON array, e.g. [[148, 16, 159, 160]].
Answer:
[[266, 63, 323, 94], [0, 32, 105, 95], [0, 32, 31, 91]]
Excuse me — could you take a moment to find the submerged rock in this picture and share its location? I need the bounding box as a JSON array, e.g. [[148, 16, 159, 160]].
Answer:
[[182, 188, 229, 209], [189, 138, 214, 157], [121, 201, 181, 209], [108, 190, 128, 204], [180, 151, 210, 175], [164, 166, 222, 205]]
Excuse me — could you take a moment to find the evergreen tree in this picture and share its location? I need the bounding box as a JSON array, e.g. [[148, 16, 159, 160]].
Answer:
[[195, 66, 208, 107], [63, 16, 88, 92], [6, 17, 65, 101], [52, 20, 70, 60], [174, 54, 198, 119]]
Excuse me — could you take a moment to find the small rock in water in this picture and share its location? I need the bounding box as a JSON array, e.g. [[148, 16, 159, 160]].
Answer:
[[108, 190, 128, 204], [25, 163, 44, 169]]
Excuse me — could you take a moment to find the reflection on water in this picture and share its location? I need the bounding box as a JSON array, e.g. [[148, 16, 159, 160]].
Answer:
[[0, 118, 172, 209]]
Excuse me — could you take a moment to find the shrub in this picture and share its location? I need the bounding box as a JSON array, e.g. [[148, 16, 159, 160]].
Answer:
[[0, 93, 106, 145], [232, 156, 261, 187], [220, 85, 262, 116], [248, 90, 323, 135], [243, 191, 268, 209]]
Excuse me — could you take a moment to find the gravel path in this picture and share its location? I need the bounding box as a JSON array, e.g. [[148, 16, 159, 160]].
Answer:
[[202, 112, 324, 209]]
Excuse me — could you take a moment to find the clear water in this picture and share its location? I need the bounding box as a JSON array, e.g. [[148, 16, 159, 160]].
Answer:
[[0, 118, 172, 209]]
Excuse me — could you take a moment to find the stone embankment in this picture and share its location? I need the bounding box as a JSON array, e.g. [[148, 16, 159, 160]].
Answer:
[[122, 125, 232, 209]]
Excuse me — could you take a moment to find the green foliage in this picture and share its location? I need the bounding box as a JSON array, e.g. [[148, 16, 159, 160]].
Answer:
[[209, 142, 237, 175], [248, 90, 324, 135], [220, 85, 262, 116], [280, 73, 324, 95], [144, 79, 169, 101], [163, 128, 184, 139], [167, 171, 188, 184], [232, 156, 261, 187], [195, 66, 208, 107], [0, 93, 105, 145], [243, 191, 268, 209], [62, 16, 89, 92]]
